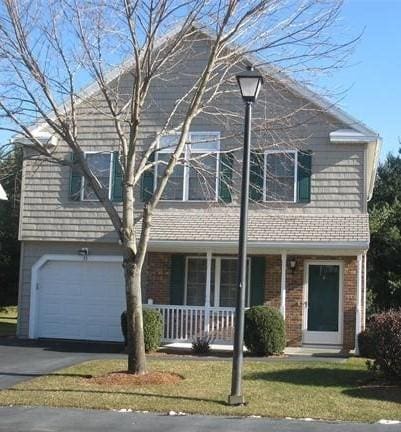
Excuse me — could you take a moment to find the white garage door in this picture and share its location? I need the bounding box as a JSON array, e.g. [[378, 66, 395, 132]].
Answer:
[[37, 260, 125, 341]]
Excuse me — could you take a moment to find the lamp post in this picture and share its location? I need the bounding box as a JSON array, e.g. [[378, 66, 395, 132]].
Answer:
[[228, 66, 263, 406]]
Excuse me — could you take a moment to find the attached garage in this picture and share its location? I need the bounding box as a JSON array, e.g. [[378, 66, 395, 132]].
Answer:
[[31, 256, 125, 342]]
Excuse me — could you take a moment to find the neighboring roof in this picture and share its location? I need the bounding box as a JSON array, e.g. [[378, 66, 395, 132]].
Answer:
[[0, 184, 8, 201], [145, 210, 369, 249]]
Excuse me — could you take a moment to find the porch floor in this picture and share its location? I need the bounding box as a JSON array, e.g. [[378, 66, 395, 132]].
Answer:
[[160, 342, 348, 359]]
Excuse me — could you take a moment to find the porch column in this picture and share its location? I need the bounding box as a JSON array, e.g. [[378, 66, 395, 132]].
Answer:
[[204, 250, 212, 335], [363, 253, 367, 330], [280, 252, 287, 319], [355, 254, 363, 353]]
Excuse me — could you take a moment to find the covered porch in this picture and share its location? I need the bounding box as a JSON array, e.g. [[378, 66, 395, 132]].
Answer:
[[143, 248, 367, 351]]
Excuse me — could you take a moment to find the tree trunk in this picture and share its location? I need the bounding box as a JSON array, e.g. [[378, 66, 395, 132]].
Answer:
[[124, 254, 147, 374]]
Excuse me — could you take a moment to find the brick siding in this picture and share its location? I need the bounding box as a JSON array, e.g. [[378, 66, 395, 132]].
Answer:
[[143, 252, 359, 350], [144, 252, 171, 304]]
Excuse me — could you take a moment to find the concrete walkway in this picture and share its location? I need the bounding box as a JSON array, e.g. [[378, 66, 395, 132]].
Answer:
[[0, 407, 399, 432]]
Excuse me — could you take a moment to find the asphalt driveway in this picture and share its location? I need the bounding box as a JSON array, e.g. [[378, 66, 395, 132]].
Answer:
[[0, 407, 399, 432], [0, 338, 124, 389]]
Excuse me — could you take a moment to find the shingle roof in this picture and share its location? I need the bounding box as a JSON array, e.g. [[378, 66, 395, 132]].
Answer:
[[146, 210, 369, 245]]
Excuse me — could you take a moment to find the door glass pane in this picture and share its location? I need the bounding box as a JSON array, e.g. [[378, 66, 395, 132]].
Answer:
[[308, 265, 339, 332]]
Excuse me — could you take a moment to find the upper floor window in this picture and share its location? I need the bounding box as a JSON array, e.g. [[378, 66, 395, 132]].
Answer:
[[156, 132, 220, 201], [82, 152, 113, 201], [69, 150, 123, 202], [249, 149, 311, 203], [264, 150, 297, 202]]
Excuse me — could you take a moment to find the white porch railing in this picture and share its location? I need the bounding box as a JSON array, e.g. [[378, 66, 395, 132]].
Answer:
[[146, 304, 235, 343]]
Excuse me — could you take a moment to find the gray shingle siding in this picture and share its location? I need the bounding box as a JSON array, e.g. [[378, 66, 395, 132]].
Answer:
[[19, 35, 367, 244]]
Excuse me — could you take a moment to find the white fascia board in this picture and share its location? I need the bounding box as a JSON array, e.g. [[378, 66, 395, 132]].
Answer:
[[329, 129, 378, 143], [13, 131, 58, 148], [367, 136, 382, 201]]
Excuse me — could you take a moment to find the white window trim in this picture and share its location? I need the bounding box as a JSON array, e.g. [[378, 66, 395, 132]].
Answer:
[[184, 255, 251, 307], [81, 151, 114, 202], [263, 149, 298, 203], [155, 132, 221, 202]]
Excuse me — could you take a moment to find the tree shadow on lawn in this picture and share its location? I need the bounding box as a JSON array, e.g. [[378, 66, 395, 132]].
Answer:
[[244, 367, 368, 387], [343, 385, 401, 404], [244, 367, 401, 403], [6, 387, 226, 406]]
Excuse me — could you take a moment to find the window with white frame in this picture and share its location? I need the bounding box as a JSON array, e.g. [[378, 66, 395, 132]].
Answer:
[[185, 256, 249, 307], [156, 132, 220, 201], [82, 152, 113, 201], [157, 135, 184, 201], [264, 150, 297, 202], [186, 258, 215, 306]]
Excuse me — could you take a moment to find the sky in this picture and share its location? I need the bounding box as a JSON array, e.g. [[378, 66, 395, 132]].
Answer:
[[328, 0, 401, 159]]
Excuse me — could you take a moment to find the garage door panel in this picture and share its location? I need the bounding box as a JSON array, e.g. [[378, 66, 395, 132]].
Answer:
[[37, 260, 125, 342]]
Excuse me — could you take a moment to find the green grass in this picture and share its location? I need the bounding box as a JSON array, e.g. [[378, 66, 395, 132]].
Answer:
[[0, 357, 400, 422], [0, 306, 17, 336]]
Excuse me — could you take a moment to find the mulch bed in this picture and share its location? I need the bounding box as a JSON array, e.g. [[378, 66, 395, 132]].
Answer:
[[88, 371, 184, 386]]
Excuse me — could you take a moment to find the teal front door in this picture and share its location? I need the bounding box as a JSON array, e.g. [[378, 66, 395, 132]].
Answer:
[[303, 263, 342, 345]]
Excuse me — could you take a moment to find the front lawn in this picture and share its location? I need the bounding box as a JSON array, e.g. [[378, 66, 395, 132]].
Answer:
[[0, 306, 17, 336], [0, 358, 400, 422]]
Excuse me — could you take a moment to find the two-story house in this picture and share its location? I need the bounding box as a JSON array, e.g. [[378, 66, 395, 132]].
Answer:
[[16, 29, 380, 353]]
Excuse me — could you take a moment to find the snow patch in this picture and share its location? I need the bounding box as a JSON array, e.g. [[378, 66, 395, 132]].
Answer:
[[377, 420, 401, 425]]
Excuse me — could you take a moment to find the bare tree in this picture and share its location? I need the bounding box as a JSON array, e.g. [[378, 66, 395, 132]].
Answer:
[[0, 0, 355, 374]]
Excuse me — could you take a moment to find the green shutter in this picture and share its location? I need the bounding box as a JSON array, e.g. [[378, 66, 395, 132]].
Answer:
[[297, 150, 312, 203], [141, 152, 155, 203], [219, 152, 234, 203], [69, 152, 81, 201], [170, 255, 185, 305], [111, 151, 123, 202], [250, 256, 265, 306], [249, 152, 264, 202]]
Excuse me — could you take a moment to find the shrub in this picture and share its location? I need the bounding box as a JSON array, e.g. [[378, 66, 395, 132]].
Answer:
[[365, 309, 401, 379], [120, 308, 163, 353], [192, 334, 215, 355], [358, 329, 375, 358], [244, 306, 286, 356]]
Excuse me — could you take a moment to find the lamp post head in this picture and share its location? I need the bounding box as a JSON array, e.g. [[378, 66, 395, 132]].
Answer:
[[236, 66, 263, 103]]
